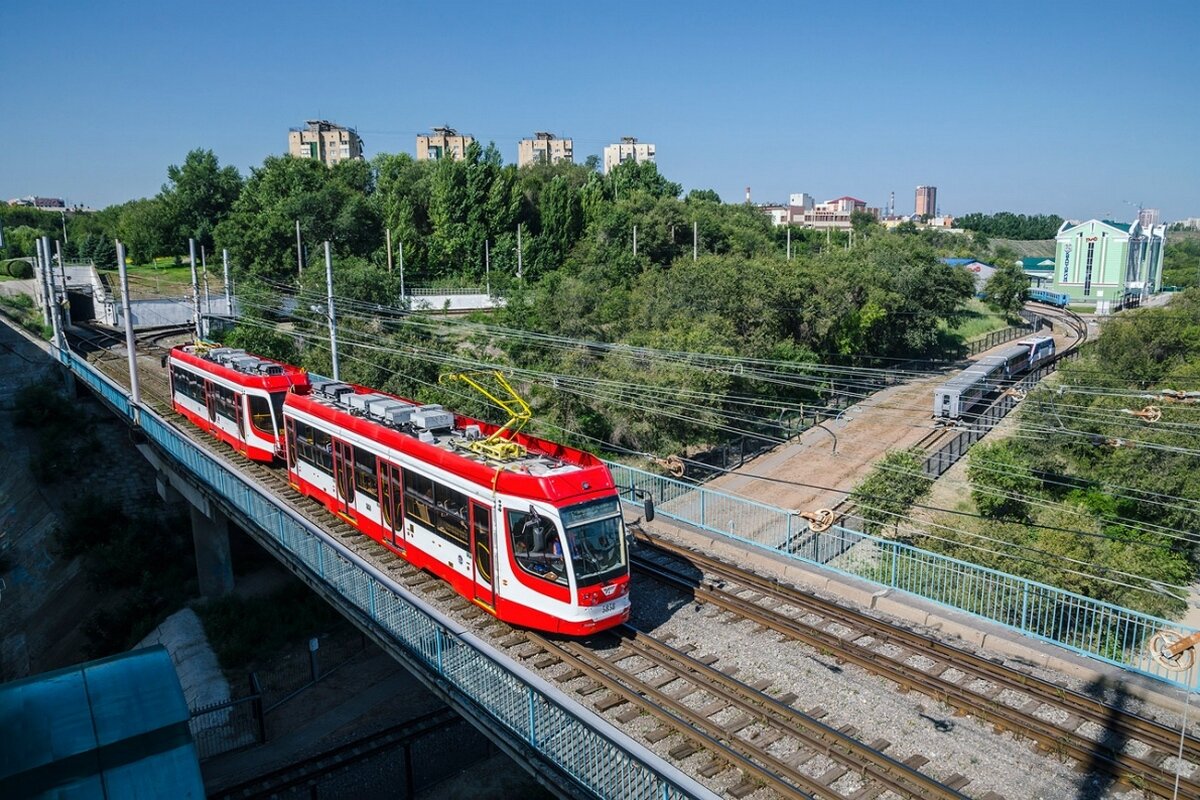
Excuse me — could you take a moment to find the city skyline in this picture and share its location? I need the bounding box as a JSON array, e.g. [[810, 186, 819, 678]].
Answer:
[[5, 0, 1198, 220]]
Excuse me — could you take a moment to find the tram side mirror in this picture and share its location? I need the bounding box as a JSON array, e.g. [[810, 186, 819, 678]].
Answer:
[[643, 496, 655, 523]]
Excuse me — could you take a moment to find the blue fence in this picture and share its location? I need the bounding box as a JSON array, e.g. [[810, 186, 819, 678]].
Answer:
[[54, 350, 714, 800], [606, 460, 1200, 691]]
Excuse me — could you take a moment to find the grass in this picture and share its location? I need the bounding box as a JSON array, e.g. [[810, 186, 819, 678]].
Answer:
[[990, 238, 1056, 258], [943, 298, 1018, 340], [99, 260, 225, 295]]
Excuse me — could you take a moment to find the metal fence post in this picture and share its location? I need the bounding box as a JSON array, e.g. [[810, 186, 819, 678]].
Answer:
[[1020, 583, 1031, 634], [528, 686, 538, 746]]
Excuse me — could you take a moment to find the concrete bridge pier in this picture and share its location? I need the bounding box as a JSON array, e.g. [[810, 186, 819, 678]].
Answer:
[[144, 447, 235, 597]]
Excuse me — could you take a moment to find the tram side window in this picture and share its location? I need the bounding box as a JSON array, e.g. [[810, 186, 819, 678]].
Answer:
[[171, 365, 204, 404], [507, 509, 567, 585], [403, 471, 435, 528], [353, 446, 378, 500], [432, 484, 468, 547], [248, 394, 274, 437], [212, 383, 238, 422], [291, 420, 333, 475]]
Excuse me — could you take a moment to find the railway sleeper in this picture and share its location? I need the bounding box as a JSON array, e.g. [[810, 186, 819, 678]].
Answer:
[[553, 668, 583, 683], [726, 777, 758, 798]]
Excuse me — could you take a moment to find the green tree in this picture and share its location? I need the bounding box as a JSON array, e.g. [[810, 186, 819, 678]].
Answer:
[[984, 257, 1029, 316], [849, 448, 933, 537], [116, 198, 172, 264], [160, 149, 243, 253], [966, 441, 1039, 520]]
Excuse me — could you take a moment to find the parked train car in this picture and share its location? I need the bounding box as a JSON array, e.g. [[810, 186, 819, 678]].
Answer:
[[1027, 287, 1070, 308], [167, 345, 310, 461], [283, 378, 631, 635], [933, 336, 1055, 420]]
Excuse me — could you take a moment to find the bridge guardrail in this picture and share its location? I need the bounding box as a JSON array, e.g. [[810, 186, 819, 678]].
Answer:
[[56, 348, 715, 800], [606, 459, 1200, 691]]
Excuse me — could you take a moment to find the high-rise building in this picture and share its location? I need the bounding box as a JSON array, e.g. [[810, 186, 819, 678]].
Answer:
[[416, 126, 475, 161], [288, 120, 363, 167], [518, 132, 574, 167], [602, 137, 655, 175], [915, 185, 937, 218], [1137, 208, 1161, 228]]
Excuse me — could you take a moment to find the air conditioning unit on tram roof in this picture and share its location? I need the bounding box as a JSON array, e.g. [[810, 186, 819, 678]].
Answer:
[[411, 404, 453, 431], [347, 392, 388, 412], [367, 398, 412, 423], [311, 380, 354, 402], [205, 347, 235, 362], [230, 356, 260, 372], [213, 349, 245, 365]]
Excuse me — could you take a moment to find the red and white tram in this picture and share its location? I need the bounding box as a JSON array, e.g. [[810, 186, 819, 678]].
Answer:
[[283, 378, 631, 635], [167, 345, 310, 462]]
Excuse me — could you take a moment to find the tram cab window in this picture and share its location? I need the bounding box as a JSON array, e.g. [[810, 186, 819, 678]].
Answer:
[[508, 508, 567, 585], [248, 394, 274, 437]]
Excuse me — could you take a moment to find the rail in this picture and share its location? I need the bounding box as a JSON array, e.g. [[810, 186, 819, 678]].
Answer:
[[45, 344, 715, 800], [605, 458, 1200, 691]]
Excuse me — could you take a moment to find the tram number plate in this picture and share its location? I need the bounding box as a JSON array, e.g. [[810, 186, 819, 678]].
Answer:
[[599, 601, 616, 615]]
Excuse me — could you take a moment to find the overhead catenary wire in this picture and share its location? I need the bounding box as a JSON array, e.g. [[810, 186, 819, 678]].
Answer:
[[209, 313, 1195, 602]]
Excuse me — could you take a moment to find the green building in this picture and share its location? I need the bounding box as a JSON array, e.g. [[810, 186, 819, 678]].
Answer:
[[1053, 218, 1166, 309]]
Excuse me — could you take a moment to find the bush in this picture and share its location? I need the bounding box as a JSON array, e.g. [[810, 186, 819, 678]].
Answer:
[[4, 259, 33, 279], [197, 582, 344, 669]]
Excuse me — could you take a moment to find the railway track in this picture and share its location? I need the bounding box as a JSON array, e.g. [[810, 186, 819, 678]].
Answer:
[[522, 626, 976, 800], [210, 708, 461, 800], [631, 532, 1200, 799]]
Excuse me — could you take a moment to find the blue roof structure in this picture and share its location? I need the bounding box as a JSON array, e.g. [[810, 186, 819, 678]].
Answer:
[[940, 257, 976, 267], [0, 646, 204, 799]]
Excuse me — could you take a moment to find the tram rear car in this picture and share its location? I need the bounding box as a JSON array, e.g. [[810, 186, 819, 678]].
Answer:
[[283, 379, 631, 635], [167, 345, 310, 462]]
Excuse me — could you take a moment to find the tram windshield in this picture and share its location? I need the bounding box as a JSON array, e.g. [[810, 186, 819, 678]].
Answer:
[[561, 497, 625, 584]]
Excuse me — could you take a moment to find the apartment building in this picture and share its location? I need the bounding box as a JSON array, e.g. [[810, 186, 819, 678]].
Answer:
[[288, 120, 363, 167], [915, 185, 937, 218], [416, 126, 475, 161], [602, 137, 655, 175], [518, 132, 574, 167]]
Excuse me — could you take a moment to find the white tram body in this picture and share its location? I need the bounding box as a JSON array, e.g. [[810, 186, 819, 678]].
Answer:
[[167, 346, 310, 461], [283, 378, 631, 635]]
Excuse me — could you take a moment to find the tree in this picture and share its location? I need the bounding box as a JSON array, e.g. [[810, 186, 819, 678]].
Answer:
[[116, 198, 171, 264], [984, 256, 1028, 317], [161, 149, 242, 253], [849, 449, 933, 537], [967, 441, 1039, 520]]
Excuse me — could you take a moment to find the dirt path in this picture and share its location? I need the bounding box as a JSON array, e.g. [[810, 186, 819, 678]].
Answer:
[[705, 321, 1079, 514]]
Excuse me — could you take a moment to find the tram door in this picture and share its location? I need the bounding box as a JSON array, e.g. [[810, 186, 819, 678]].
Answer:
[[203, 380, 217, 424], [470, 502, 494, 607], [379, 462, 404, 549], [234, 393, 246, 447], [331, 439, 356, 517]]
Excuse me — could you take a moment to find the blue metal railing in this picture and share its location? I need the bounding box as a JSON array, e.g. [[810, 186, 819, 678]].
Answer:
[[53, 349, 714, 800], [606, 461, 1200, 691]]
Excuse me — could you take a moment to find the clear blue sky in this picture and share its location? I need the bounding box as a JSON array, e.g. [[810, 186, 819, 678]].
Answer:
[[6, 0, 1198, 220]]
